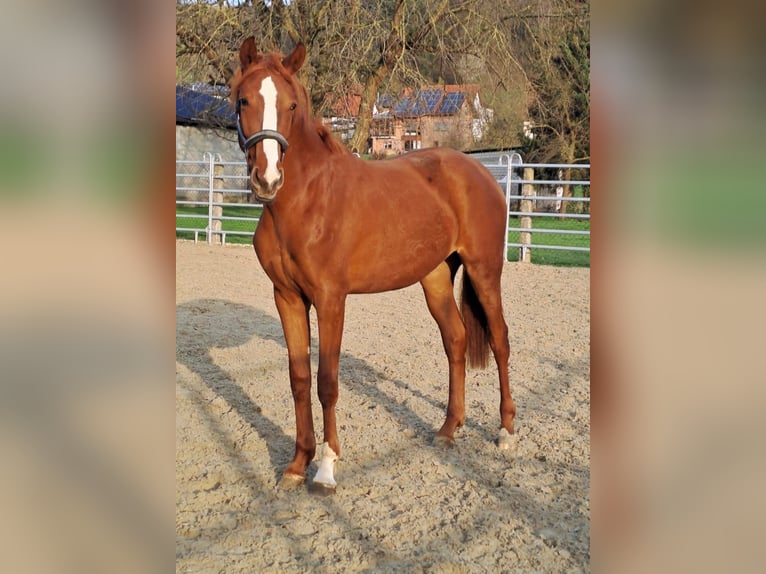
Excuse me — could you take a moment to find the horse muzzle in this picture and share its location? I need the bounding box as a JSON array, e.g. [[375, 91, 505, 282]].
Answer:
[[238, 127, 289, 205], [250, 167, 284, 204]]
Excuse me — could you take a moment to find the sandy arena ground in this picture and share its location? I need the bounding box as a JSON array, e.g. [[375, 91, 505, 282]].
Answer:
[[176, 240, 590, 572]]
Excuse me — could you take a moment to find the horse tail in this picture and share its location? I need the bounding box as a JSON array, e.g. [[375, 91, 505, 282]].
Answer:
[[459, 271, 490, 369]]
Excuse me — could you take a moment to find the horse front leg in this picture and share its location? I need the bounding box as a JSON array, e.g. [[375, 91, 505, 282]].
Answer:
[[273, 287, 315, 488], [310, 295, 346, 493]]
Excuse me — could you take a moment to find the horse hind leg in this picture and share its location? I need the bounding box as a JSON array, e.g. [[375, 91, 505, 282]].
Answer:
[[420, 259, 467, 447], [460, 261, 516, 449]]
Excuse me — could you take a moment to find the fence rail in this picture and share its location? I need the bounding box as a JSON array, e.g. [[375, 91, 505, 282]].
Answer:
[[176, 152, 590, 265]]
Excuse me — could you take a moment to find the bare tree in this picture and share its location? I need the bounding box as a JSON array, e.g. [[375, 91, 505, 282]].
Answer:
[[509, 0, 590, 164], [176, 0, 589, 161], [176, 1, 263, 85], [496, 0, 589, 215]]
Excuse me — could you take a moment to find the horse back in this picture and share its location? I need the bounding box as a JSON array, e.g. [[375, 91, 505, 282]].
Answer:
[[390, 148, 508, 233], [256, 147, 505, 297]]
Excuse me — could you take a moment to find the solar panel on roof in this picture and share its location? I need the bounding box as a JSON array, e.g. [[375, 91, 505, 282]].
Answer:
[[378, 93, 397, 108], [391, 88, 470, 117], [438, 92, 465, 114], [394, 96, 413, 115], [417, 89, 443, 114], [407, 89, 440, 116], [410, 96, 426, 116]]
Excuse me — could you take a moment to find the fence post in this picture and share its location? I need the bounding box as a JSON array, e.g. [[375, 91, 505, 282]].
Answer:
[[509, 152, 523, 263], [503, 155, 511, 262], [519, 167, 533, 263], [206, 153, 214, 245], [212, 162, 224, 245]]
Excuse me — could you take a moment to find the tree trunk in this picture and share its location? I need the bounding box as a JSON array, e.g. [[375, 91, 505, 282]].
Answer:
[[350, 0, 405, 155], [351, 66, 389, 154]]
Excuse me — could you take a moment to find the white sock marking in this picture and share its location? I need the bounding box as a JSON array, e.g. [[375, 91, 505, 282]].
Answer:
[[258, 76, 281, 186], [313, 442, 338, 488], [498, 427, 515, 451]]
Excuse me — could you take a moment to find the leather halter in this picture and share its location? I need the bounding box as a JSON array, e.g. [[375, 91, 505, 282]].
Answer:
[[236, 98, 289, 155]]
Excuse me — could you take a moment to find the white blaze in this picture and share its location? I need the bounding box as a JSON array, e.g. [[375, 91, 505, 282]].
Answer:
[[258, 76, 281, 185]]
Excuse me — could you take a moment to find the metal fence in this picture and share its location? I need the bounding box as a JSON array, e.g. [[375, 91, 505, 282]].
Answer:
[[176, 153, 260, 244], [176, 152, 590, 264]]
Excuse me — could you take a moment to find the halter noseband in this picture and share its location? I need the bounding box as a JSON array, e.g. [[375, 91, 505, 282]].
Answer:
[[236, 98, 289, 155]]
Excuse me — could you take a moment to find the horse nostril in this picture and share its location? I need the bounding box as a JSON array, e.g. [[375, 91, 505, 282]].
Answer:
[[251, 167, 264, 188]]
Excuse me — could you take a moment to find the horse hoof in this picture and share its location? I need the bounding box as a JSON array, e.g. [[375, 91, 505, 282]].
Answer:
[[497, 427, 515, 451], [277, 473, 305, 490], [308, 480, 336, 496], [434, 435, 455, 449]]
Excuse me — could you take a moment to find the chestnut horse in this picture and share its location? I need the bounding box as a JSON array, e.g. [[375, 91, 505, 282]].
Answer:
[[231, 37, 515, 492]]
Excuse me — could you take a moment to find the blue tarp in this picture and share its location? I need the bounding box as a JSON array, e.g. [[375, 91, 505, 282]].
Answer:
[[176, 85, 236, 128]]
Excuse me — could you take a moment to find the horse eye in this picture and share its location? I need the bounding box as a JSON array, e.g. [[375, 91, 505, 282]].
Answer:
[[238, 97, 248, 107], [289, 102, 297, 111]]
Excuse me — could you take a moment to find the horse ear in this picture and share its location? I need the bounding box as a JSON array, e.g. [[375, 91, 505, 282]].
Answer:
[[282, 42, 306, 75], [239, 36, 258, 71]]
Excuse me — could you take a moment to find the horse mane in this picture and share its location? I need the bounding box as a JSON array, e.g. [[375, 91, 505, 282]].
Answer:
[[316, 122, 351, 155]]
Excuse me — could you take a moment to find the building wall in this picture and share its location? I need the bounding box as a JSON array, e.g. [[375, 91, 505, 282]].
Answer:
[[370, 119, 406, 155], [176, 125, 241, 162], [371, 136, 405, 156], [176, 125, 245, 202], [419, 102, 474, 149]]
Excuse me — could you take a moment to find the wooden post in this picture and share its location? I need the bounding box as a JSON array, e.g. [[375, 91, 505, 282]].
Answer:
[[559, 167, 571, 220], [519, 167, 533, 263], [212, 163, 224, 245]]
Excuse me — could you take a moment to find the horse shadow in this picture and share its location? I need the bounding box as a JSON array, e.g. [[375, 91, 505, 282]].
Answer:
[[176, 298, 297, 484], [176, 297, 475, 482]]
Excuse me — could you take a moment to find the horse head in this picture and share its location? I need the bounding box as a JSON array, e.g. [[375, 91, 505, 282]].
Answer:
[[231, 37, 307, 204]]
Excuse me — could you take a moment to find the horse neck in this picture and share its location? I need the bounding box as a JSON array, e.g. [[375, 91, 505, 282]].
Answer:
[[275, 119, 336, 202], [290, 121, 328, 165]]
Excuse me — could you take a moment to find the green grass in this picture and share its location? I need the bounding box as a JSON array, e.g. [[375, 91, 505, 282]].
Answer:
[[506, 216, 590, 267], [176, 204, 262, 245], [176, 205, 590, 266]]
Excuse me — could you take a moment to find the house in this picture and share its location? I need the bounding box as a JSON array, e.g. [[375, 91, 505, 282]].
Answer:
[[370, 85, 492, 156]]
